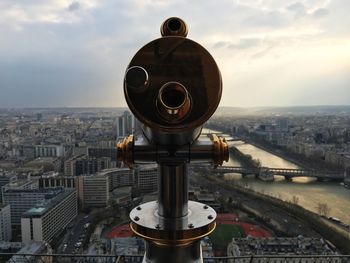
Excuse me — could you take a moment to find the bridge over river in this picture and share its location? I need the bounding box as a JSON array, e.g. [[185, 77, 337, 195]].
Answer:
[[212, 166, 346, 182]]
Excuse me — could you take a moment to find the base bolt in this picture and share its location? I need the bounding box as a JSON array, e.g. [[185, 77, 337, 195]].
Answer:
[[134, 216, 140, 221], [136, 206, 142, 210], [188, 223, 194, 228], [155, 224, 161, 229], [203, 205, 208, 209], [208, 215, 214, 220]]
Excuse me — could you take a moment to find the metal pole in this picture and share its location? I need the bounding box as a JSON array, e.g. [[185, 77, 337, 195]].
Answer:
[[144, 240, 202, 263], [158, 163, 188, 218]]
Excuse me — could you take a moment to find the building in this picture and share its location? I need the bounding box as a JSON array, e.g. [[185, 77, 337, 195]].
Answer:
[[34, 145, 64, 158], [0, 175, 16, 189], [64, 154, 111, 176], [2, 186, 64, 226], [8, 241, 52, 263], [0, 175, 16, 202], [98, 168, 134, 190], [276, 118, 289, 132], [22, 145, 64, 159], [76, 173, 110, 209], [2, 179, 35, 192], [25, 157, 62, 173], [227, 237, 339, 263], [0, 241, 22, 255], [111, 237, 144, 262], [39, 174, 76, 189], [0, 204, 12, 241], [21, 188, 77, 244], [196, 191, 220, 211], [136, 165, 158, 193], [201, 237, 214, 262], [111, 186, 132, 206], [22, 146, 36, 159], [38, 173, 111, 208], [88, 147, 118, 162], [116, 111, 137, 141]]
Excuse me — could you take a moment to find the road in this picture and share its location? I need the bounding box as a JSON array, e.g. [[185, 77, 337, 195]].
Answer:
[[58, 213, 92, 254]]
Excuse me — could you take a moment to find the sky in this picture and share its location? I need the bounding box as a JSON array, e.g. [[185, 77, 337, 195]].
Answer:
[[0, 0, 349, 108]]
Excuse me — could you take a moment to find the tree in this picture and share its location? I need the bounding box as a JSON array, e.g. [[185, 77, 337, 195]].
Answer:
[[316, 202, 331, 217], [253, 159, 262, 168], [217, 196, 226, 212], [291, 195, 299, 205], [108, 199, 117, 207]]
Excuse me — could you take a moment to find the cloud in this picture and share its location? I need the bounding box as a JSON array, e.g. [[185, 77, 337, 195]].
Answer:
[[312, 8, 329, 18], [251, 46, 274, 59], [68, 2, 80, 12], [286, 2, 307, 17], [0, 0, 98, 26], [242, 10, 288, 28], [212, 38, 261, 50], [213, 41, 230, 49], [229, 38, 261, 49], [0, 0, 349, 107]]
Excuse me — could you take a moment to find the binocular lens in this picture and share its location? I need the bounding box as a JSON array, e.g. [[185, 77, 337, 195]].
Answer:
[[160, 83, 187, 109], [167, 18, 182, 32], [160, 17, 188, 37], [125, 66, 149, 91], [157, 82, 191, 122]]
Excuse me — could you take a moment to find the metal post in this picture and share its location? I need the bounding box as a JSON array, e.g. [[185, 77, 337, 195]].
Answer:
[[158, 163, 188, 218], [144, 240, 202, 263]]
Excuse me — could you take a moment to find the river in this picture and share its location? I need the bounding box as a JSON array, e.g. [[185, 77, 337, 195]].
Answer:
[[203, 129, 350, 225]]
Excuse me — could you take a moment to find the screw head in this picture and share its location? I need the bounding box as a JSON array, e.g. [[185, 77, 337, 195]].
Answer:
[[203, 205, 208, 209], [134, 216, 140, 221], [188, 223, 194, 229], [155, 224, 161, 229], [136, 206, 142, 210], [208, 215, 214, 220]]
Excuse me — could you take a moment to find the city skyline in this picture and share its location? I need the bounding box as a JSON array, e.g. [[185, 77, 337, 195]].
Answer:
[[0, 0, 350, 107]]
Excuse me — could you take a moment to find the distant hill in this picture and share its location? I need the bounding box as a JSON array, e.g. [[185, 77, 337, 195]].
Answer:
[[1, 105, 349, 116], [216, 105, 350, 116]]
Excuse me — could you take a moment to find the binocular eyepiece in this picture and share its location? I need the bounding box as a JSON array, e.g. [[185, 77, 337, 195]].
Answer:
[[124, 17, 222, 146], [160, 17, 188, 37]]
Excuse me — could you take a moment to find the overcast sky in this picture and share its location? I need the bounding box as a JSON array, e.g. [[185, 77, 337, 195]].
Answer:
[[0, 0, 349, 107]]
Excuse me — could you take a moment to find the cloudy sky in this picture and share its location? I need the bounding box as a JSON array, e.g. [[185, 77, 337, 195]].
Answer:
[[0, 0, 349, 107]]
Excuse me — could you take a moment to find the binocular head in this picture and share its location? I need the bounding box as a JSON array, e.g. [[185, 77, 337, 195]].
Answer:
[[122, 19, 227, 262], [124, 17, 222, 146]]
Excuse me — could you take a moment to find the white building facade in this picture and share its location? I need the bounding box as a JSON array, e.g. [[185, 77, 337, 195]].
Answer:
[[0, 204, 12, 241], [21, 188, 77, 244], [76, 173, 110, 208]]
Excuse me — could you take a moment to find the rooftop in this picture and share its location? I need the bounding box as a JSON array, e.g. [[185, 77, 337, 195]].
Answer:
[[0, 203, 10, 209], [4, 186, 62, 194], [22, 188, 75, 217], [14, 242, 46, 254]]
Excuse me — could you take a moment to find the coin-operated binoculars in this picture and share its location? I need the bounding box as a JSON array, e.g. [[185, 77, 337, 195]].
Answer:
[[117, 17, 229, 263]]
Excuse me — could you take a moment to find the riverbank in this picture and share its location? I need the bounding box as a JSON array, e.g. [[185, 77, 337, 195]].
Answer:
[[241, 136, 342, 172], [229, 146, 260, 168], [206, 175, 350, 254], [205, 125, 309, 169], [240, 139, 305, 168]]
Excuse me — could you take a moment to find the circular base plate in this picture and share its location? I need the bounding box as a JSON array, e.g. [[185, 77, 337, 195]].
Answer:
[[130, 201, 216, 243]]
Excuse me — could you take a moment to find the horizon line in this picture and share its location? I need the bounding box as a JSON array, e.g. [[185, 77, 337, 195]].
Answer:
[[0, 105, 350, 109]]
